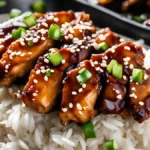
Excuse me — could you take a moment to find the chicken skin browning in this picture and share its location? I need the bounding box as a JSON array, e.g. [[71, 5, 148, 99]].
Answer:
[[22, 27, 120, 114], [60, 60, 101, 125], [91, 41, 145, 115], [0, 11, 76, 86]]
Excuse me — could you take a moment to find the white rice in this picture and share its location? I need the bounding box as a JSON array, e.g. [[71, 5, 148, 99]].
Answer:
[[0, 41, 149, 150], [0, 83, 149, 150]]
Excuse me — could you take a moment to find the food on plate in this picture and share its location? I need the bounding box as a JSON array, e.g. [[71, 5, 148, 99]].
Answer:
[[0, 9, 150, 150]]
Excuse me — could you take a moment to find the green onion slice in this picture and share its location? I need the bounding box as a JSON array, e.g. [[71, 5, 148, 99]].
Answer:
[[76, 68, 92, 85], [0, 1, 6, 7], [23, 14, 37, 27], [82, 121, 96, 139], [132, 68, 143, 83], [112, 64, 123, 79], [98, 42, 109, 51], [48, 24, 61, 40], [9, 8, 22, 18], [132, 15, 145, 23], [48, 52, 64, 66], [12, 27, 26, 40], [107, 60, 118, 73], [46, 70, 51, 77], [30, 0, 46, 13], [103, 140, 118, 150], [27, 41, 34, 46]]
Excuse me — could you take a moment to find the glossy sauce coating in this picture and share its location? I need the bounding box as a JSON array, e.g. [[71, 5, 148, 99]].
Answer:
[[0, 11, 75, 86], [60, 60, 101, 125]]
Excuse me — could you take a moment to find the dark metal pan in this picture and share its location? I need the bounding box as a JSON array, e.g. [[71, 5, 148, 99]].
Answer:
[[0, 0, 149, 45]]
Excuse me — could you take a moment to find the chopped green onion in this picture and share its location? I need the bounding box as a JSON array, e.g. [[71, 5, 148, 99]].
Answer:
[[132, 68, 143, 83], [132, 15, 145, 23], [48, 52, 64, 66], [97, 42, 109, 51], [82, 121, 96, 139], [46, 70, 51, 77], [12, 27, 26, 40], [0, 1, 6, 7], [107, 60, 118, 73], [112, 64, 123, 79], [103, 140, 118, 150], [23, 14, 37, 27], [30, 0, 46, 13], [9, 8, 22, 18], [48, 24, 61, 40], [27, 41, 34, 46], [76, 68, 92, 85]]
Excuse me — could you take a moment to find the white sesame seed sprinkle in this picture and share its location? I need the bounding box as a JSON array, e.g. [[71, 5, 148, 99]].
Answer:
[[139, 101, 144, 106], [44, 76, 48, 81], [69, 103, 73, 108], [82, 84, 86, 88], [124, 46, 131, 50], [36, 70, 40, 74], [123, 75, 127, 80], [44, 58, 49, 64], [61, 59, 66, 64], [33, 38, 38, 43], [62, 108, 68, 112], [72, 91, 77, 95], [41, 37, 46, 40], [117, 94, 122, 99], [33, 79, 38, 84], [144, 74, 148, 80], [129, 64, 134, 69], [76, 103, 82, 110], [33, 93, 37, 97], [78, 88, 83, 93], [54, 17, 59, 22]]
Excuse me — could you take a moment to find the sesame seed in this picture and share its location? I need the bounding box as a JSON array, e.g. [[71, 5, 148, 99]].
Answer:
[[33, 93, 37, 97], [44, 58, 49, 64], [5, 64, 9, 70], [124, 61, 128, 65], [28, 52, 32, 55], [139, 101, 144, 106], [33, 38, 38, 43], [129, 64, 134, 69], [54, 17, 59, 22], [69, 103, 73, 108], [20, 53, 25, 57], [16, 51, 21, 55], [123, 57, 130, 62], [41, 37, 46, 40], [131, 87, 136, 91], [41, 69, 46, 73], [16, 93, 21, 99], [144, 74, 148, 80], [47, 15, 54, 20], [76, 103, 82, 110], [76, 48, 80, 52], [20, 41, 25, 46], [0, 45, 4, 49], [22, 103, 26, 107], [94, 61, 98, 65], [33, 79, 38, 84], [78, 88, 83, 93], [44, 76, 48, 81], [123, 75, 127, 80], [117, 94, 122, 99], [62, 108, 68, 112], [36, 70, 40, 74], [101, 63, 107, 67], [72, 91, 77, 95], [116, 90, 120, 94], [82, 84, 86, 88], [61, 59, 66, 64], [50, 69, 54, 73], [42, 22, 48, 27], [129, 93, 137, 99], [124, 46, 130, 50]]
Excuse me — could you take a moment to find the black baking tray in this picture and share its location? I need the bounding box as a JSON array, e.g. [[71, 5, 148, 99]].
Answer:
[[0, 0, 150, 45]]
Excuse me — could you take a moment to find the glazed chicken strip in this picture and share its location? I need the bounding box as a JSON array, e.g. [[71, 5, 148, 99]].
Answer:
[[60, 60, 101, 125], [0, 11, 76, 86], [22, 41, 94, 113], [100, 73, 128, 114], [22, 27, 120, 113], [129, 70, 150, 123], [91, 41, 145, 115], [0, 12, 47, 56]]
